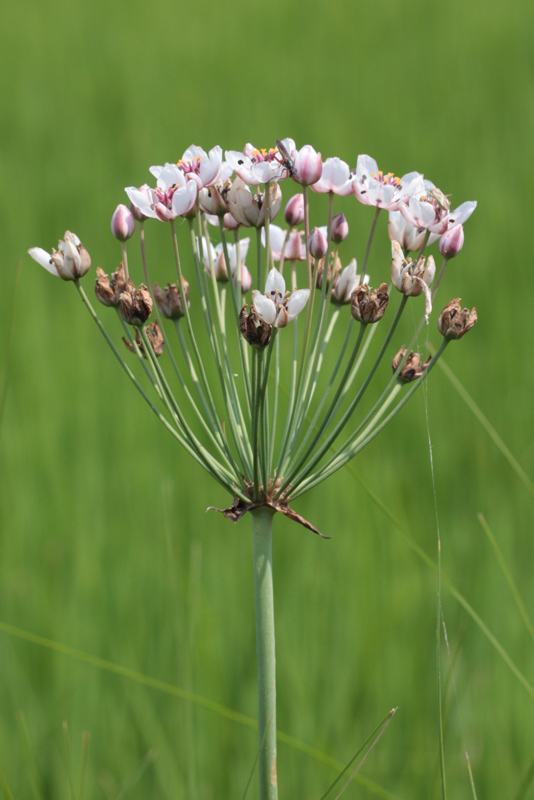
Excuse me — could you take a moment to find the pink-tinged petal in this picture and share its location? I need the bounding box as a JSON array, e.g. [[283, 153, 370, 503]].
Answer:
[[293, 145, 323, 186], [448, 200, 476, 227], [182, 144, 207, 161], [253, 293, 277, 324], [265, 268, 286, 298], [155, 163, 184, 190], [219, 162, 234, 181], [356, 154, 379, 181], [263, 225, 286, 257], [125, 186, 157, 219], [155, 203, 175, 222], [238, 265, 252, 293], [286, 289, 310, 322], [279, 137, 296, 155], [250, 161, 281, 184], [28, 247, 60, 277], [199, 145, 223, 187], [398, 202, 419, 228], [172, 181, 198, 217]]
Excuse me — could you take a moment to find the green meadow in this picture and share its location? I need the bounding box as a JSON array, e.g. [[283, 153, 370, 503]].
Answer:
[[1, 0, 534, 797]]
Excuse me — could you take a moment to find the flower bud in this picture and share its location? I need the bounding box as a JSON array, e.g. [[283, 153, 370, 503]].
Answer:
[[153, 281, 190, 319], [111, 204, 136, 241], [284, 193, 305, 226], [307, 227, 328, 260], [331, 259, 361, 304], [29, 231, 91, 281], [392, 347, 431, 383], [438, 298, 477, 340], [438, 224, 464, 259], [123, 322, 165, 359], [119, 280, 153, 326], [227, 178, 282, 228], [330, 213, 349, 243], [95, 263, 127, 307], [240, 265, 252, 293], [239, 304, 272, 348], [350, 283, 389, 324], [292, 145, 323, 186]]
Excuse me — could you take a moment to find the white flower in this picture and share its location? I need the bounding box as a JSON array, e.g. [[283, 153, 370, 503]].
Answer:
[[252, 269, 310, 328], [200, 236, 252, 290], [398, 175, 477, 238], [225, 144, 286, 185], [262, 225, 306, 262], [28, 231, 91, 281], [331, 259, 369, 304], [177, 144, 223, 189], [227, 178, 282, 227], [353, 155, 421, 211], [311, 157, 354, 196], [125, 165, 197, 221]]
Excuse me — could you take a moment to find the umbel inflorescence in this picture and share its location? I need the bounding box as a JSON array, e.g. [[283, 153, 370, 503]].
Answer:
[[29, 140, 477, 536]]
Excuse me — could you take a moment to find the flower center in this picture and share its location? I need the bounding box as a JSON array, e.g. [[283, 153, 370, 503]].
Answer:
[[177, 156, 203, 176], [251, 148, 279, 164], [370, 170, 401, 187], [155, 185, 179, 208]]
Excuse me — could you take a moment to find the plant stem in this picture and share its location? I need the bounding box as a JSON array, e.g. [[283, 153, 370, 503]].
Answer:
[[251, 507, 278, 800]]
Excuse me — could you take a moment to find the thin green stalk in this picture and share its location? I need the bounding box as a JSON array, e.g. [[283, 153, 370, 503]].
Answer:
[[251, 507, 278, 800], [79, 731, 90, 800], [277, 323, 367, 496], [180, 219, 252, 475], [62, 721, 78, 800], [283, 295, 408, 496], [478, 513, 534, 641], [437, 538, 447, 800], [361, 207, 381, 277], [292, 340, 449, 496], [120, 240, 130, 283], [256, 226, 263, 289]]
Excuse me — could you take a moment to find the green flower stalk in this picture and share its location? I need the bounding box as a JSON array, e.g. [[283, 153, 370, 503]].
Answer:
[[28, 139, 478, 800]]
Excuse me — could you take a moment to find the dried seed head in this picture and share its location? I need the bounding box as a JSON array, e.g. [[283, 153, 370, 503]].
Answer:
[[392, 347, 431, 383], [123, 322, 165, 359], [119, 280, 153, 326], [153, 280, 190, 319], [239, 304, 272, 348], [315, 253, 341, 289], [438, 298, 477, 340], [95, 263, 127, 307], [350, 283, 389, 324]]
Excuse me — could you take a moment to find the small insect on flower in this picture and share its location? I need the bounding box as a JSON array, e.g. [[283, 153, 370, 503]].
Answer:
[[274, 139, 296, 178]]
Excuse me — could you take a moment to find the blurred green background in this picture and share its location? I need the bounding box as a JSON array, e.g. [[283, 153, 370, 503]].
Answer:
[[1, 0, 533, 797]]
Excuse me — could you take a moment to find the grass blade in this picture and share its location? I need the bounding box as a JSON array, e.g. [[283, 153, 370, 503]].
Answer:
[[478, 512, 534, 642], [0, 766, 14, 800], [16, 711, 42, 800], [318, 708, 396, 800], [0, 621, 400, 800]]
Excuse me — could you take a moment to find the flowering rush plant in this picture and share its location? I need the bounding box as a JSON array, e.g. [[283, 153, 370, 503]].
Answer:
[[29, 138, 477, 799]]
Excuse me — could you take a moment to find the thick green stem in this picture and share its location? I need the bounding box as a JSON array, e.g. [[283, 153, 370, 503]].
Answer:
[[251, 507, 278, 800]]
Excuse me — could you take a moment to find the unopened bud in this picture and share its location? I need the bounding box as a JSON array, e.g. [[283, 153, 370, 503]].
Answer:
[[307, 227, 328, 259], [119, 281, 152, 326], [330, 213, 349, 243], [350, 283, 389, 324], [392, 347, 431, 383], [284, 193, 305, 226], [111, 204, 136, 241], [438, 298, 477, 340], [95, 263, 127, 307], [438, 224, 464, 259], [123, 322, 165, 359], [153, 281, 189, 319], [239, 304, 272, 348], [239, 265, 252, 293]]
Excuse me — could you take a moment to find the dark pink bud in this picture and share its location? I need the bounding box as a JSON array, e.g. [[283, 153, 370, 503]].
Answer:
[[284, 193, 305, 226], [330, 213, 349, 243], [439, 224, 464, 259], [307, 227, 328, 259], [111, 204, 136, 240]]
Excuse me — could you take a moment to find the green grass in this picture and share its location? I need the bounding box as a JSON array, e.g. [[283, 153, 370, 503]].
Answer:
[[1, 0, 534, 797]]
